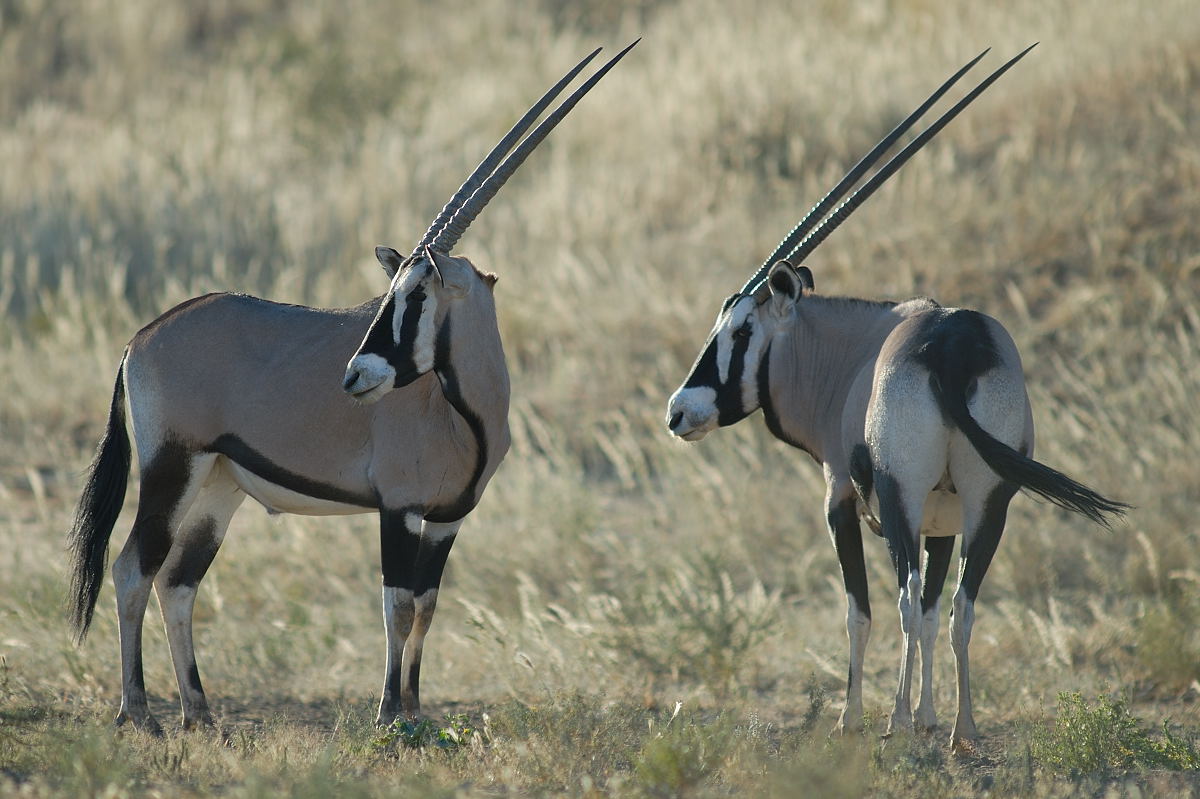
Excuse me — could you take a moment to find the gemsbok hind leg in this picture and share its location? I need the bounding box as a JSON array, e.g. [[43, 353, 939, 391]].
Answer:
[[152, 458, 245, 730], [914, 535, 955, 733], [948, 479, 1017, 750], [111, 446, 215, 734], [378, 510, 460, 724], [875, 473, 928, 738]]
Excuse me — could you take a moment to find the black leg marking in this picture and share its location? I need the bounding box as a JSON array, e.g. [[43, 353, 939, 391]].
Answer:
[[828, 495, 871, 620], [185, 662, 204, 694], [132, 440, 193, 575], [413, 536, 456, 596], [875, 472, 921, 588], [849, 445, 874, 506], [960, 483, 1018, 602], [131, 659, 146, 694], [165, 517, 220, 589], [380, 509, 422, 587], [406, 653, 423, 710], [921, 537, 955, 613]]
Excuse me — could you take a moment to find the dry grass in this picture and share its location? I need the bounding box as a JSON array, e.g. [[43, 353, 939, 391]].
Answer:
[[2, 0, 1199, 795]]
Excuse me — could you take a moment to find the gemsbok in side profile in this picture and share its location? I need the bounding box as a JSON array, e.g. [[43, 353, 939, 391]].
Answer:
[[666, 46, 1127, 750], [67, 42, 637, 734]]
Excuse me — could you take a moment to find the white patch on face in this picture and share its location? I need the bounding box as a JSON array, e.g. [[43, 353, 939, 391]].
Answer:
[[740, 322, 765, 415], [344, 352, 395, 404], [714, 300, 753, 384], [392, 267, 439, 375], [666, 386, 719, 440], [717, 297, 768, 416]]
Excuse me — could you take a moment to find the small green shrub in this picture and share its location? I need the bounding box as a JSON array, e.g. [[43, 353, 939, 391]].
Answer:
[[634, 708, 733, 798], [1030, 692, 1200, 774], [370, 714, 482, 752]]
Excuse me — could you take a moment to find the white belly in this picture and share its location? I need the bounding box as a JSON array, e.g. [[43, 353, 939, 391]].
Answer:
[[860, 488, 961, 537], [225, 460, 376, 516], [921, 489, 962, 537]]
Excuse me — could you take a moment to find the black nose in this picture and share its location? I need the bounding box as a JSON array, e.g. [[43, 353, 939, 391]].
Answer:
[[669, 411, 684, 430], [343, 372, 359, 392]]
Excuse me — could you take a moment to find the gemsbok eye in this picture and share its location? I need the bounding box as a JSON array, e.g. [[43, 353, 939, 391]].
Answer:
[[733, 323, 752, 340]]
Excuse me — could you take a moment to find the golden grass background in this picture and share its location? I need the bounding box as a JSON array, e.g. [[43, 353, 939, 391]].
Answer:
[[1, 0, 1199, 794]]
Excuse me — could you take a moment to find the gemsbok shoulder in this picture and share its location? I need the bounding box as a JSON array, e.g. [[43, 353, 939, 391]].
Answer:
[[666, 46, 1127, 750], [67, 42, 637, 734]]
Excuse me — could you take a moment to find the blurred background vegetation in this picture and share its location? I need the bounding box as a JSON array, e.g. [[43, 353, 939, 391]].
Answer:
[[1, 0, 1198, 795]]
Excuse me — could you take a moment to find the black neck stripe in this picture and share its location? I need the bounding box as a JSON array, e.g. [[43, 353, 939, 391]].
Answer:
[[425, 318, 490, 524]]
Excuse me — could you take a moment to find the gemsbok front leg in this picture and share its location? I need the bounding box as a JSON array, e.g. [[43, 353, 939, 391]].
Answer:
[[825, 485, 871, 734], [378, 510, 460, 724], [914, 535, 955, 733]]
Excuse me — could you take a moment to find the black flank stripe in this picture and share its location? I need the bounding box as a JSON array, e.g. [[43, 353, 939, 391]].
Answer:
[[207, 434, 377, 508]]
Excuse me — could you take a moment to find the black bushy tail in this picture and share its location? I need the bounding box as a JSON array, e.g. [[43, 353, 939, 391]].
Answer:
[[928, 344, 1129, 529], [68, 360, 131, 642]]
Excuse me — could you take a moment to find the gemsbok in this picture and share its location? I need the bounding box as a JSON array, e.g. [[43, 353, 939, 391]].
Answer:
[[67, 42, 637, 734], [666, 46, 1127, 750]]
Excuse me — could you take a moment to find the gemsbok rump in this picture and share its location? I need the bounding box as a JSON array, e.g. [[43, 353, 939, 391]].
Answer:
[[665, 46, 1127, 750], [67, 42, 637, 734]]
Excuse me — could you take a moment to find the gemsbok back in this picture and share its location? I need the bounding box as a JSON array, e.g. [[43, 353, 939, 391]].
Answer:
[[666, 46, 1127, 751], [67, 42, 637, 734]]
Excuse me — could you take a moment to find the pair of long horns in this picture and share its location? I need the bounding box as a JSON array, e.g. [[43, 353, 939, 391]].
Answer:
[[740, 43, 1037, 296], [413, 40, 639, 259]]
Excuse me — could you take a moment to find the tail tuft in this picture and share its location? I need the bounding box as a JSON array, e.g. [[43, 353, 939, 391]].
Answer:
[[68, 364, 131, 642], [955, 424, 1130, 528]]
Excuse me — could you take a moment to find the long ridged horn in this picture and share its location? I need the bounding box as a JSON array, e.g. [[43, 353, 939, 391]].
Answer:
[[411, 47, 603, 258], [779, 44, 1036, 271], [739, 48, 993, 296], [430, 39, 639, 254]]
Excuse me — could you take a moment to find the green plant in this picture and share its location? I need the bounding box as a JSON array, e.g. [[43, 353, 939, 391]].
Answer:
[[1030, 692, 1200, 774], [370, 714, 483, 752], [634, 708, 733, 798]]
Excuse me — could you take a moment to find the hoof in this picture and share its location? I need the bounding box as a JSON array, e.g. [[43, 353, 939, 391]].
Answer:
[[182, 712, 215, 732], [883, 721, 914, 740], [115, 710, 164, 738], [951, 735, 981, 757]]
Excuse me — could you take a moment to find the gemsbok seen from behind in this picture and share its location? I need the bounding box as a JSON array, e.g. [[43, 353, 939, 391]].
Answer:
[[666, 45, 1127, 751], [67, 42, 637, 735]]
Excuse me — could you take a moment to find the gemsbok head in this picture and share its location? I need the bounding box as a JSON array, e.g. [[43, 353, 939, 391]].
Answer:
[[66, 42, 637, 735], [666, 45, 1128, 751]]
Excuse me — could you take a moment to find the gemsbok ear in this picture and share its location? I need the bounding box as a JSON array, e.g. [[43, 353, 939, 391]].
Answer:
[[795, 265, 815, 292], [767, 260, 803, 302], [375, 246, 406, 279]]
